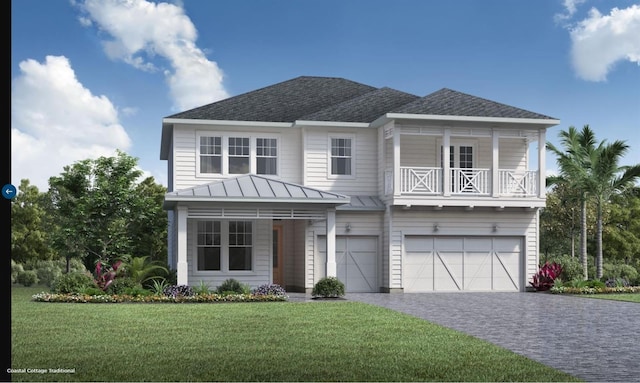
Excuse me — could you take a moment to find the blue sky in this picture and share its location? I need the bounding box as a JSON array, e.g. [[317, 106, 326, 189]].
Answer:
[[11, 0, 640, 190]]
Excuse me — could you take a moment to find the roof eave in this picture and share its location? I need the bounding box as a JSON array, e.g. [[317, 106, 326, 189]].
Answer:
[[385, 113, 560, 128], [163, 196, 351, 210], [294, 120, 371, 128], [162, 118, 294, 128]]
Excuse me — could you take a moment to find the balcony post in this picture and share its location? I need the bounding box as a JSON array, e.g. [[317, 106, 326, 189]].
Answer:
[[492, 129, 499, 197], [393, 126, 401, 197], [538, 128, 546, 198], [443, 128, 451, 197]]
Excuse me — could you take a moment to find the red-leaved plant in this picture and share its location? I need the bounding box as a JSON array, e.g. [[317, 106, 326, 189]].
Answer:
[[95, 260, 123, 291], [530, 261, 563, 291]]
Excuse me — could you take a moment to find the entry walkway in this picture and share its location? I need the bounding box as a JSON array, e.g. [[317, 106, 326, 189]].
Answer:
[[343, 292, 640, 382]]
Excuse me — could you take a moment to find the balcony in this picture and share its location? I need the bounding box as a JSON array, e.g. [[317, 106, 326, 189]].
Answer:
[[395, 167, 538, 197]]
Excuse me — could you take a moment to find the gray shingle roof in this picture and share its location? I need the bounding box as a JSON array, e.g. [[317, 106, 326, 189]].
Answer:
[[166, 76, 376, 122], [391, 88, 556, 120], [165, 174, 350, 203], [300, 87, 419, 123]]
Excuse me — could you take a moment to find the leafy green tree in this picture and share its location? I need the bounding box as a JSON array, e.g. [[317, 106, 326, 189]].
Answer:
[[583, 141, 640, 278], [602, 193, 640, 264], [129, 176, 168, 264], [547, 125, 597, 279], [47, 150, 167, 270], [11, 179, 57, 263]]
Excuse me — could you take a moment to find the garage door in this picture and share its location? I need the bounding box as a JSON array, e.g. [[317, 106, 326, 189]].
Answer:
[[403, 236, 522, 292], [318, 236, 378, 292]]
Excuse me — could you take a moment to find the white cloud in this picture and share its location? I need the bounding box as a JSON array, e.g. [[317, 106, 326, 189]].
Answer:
[[569, 5, 640, 81], [77, 0, 229, 111], [11, 55, 132, 191], [554, 0, 586, 25]]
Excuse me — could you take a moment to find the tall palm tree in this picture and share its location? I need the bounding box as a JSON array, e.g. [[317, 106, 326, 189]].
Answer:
[[584, 141, 640, 278], [547, 125, 596, 280]]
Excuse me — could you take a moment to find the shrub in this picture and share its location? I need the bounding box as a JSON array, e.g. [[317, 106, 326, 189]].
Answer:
[[121, 285, 152, 297], [253, 283, 287, 296], [193, 280, 212, 295], [33, 260, 64, 288], [16, 270, 39, 287], [530, 262, 562, 291], [78, 286, 108, 296], [11, 260, 24, 284], [150, 279, 171, 296], [604, 278, 630, 288], [106, 277, 140, 295], [312, 276, 345, 298], [51, 272, 96, 294], [94, 260, 123, 291], [163, 284, 194, 298], [216, 279, 250, 295], [602, 263, 638, 283], [548, 255, 583, 282]]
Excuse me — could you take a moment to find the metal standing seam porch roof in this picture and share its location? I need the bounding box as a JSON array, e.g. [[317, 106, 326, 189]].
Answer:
[[163, 174, 352, 209]]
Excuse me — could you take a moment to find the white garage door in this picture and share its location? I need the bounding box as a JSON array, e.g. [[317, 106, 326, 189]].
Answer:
[[318, 236, 378, 292], [403, 236, 522, 292]]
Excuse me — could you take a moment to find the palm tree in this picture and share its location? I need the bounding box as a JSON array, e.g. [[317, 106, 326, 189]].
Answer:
[[547, 125, 596, 280], [584, 140, 640, 278]]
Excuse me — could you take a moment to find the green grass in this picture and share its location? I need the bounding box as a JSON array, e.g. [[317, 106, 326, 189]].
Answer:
[[11, 285, 580, 382], [576, 293, 640, 303]]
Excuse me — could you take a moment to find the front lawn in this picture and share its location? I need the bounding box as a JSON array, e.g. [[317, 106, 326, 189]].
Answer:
[[576, 293, 640, 303], [11, 286, 579, 382]]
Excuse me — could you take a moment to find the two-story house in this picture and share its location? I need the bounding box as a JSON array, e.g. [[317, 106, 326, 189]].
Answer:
[[160, 76, 559, 293]]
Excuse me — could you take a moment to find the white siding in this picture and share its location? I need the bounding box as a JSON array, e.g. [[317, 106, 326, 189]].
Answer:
[[304, 128, 378, 195], [400, 135, 437, 167], [390, 208, 539, 290], [499, 138, 528, 170], [186, 219, 271, 289]]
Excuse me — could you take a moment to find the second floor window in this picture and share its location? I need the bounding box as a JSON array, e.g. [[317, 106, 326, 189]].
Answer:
[[228, 137, 250, 174], [331, 137, 352, 175], [200, 137, 222, 174], [256, 138, 278, 175]]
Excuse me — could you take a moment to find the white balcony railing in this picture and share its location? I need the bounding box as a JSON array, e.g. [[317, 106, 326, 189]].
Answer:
[[400, 167, 442, 194], [398, 167, 538, 197], [498, 170, 537, 196], [451, 168, 490, 195]]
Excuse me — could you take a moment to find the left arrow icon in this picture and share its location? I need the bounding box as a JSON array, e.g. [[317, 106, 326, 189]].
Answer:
[[2, 184, 17, 200]]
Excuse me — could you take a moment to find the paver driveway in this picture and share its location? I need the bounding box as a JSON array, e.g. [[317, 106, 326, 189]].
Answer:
[[345, 292, 640, 382]]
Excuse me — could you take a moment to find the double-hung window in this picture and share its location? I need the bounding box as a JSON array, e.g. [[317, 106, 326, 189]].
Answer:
[[330, 137, 353, 176], [228, 137, 250, 174], [228, 221, 252, 271], [196, 220, 253, 272], [256, 138, 278, 175], [197, 221, 221, 271], [200, 136, 222, 174]]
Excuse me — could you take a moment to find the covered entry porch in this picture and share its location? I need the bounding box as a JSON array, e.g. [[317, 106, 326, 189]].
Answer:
[[163, 175, 350, 290]]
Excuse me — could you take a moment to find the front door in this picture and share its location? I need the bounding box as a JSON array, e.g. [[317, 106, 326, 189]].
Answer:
[[272, 224, 284, 286]]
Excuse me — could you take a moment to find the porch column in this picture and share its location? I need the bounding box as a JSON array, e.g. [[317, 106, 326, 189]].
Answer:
[[393, 126, 401, 197], [326, 208, 337, 277], [538, 128, 546, 199], [443, 128, 451, 197], [492, 129, 500, 197], [176, 206, 188, 285]]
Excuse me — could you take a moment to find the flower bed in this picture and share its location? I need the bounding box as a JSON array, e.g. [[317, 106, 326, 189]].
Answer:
[[32, 292, 288, 303], [550, 286, 640, 295]]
